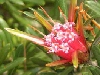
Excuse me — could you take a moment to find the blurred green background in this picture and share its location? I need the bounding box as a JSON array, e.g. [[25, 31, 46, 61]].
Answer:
[[0, 0, 100, 75]]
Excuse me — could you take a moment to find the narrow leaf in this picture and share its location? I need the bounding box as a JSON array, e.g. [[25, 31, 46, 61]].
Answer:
[[93, 31, 100, 45], [14, 44, 24, 60], [23, 0, 45, 6], [23, 11, 35, 19], [85, 1, 100, 17], [59, 66, 74, 75], [10, 0, 24, 5], [0, 17, 14, 48], [52, 0, 60, 20], [34, 11, 52, 31], [91, 45, 100, 66], [0, 57, 25, 74], [57, 0, 68, 17], [89, 66, 100, 75], [5, 28, 44, 46], [0, 44, 10, 65], [81, 66, 93, 75], [39, 72, 57, 75]]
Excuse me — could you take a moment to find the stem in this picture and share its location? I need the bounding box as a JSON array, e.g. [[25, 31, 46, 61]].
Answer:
[[24, 45, 27, 71], [68, 0, 77, 22]]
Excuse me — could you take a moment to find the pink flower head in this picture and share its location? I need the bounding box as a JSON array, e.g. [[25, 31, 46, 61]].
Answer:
[[44, 22, 87, 62]]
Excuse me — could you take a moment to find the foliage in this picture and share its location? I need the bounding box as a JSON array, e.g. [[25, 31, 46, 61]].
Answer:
[[0, 0, 100, 75]]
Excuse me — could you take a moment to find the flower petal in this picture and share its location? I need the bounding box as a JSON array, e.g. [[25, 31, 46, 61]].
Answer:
[[55, 49, 74, 61], [68, 38, 87, 52]]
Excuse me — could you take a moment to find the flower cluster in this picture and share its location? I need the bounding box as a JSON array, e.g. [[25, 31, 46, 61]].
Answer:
[[44, 22, 87, 63]]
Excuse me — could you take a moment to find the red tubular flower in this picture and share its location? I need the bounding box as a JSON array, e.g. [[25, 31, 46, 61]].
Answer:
[[44, 21, 88, 68], [44, 22, 86, 60]]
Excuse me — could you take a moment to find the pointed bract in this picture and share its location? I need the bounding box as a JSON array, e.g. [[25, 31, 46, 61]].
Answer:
[[68, 0, 77, 22], [46, 60, 68, 67], [72, 51, 78, 68], [77, 3, 87, 46]]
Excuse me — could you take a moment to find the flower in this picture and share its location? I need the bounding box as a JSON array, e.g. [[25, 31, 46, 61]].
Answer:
[[43, 21, 88, 68], [44, 22, 87, 61]]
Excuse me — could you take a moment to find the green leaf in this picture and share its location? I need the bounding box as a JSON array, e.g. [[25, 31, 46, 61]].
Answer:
[[51, 0, 60, 20], [30, 51, 52, 66], [51, 0, 68, 20], [82, 72, 91, 75], [5, 1, 19, 14], [81, 66, 93, 75], [12, 13, 30, 27], [23, 11, 35, 19], [22, 71, 32, 75], [92, 31, 100, 45], [10, 0, 24, 5], [26, 43, 37, 58], [14, 44, 24, 60], [57, 0, 68, 17], [30, 67, 42, 75], [85, 1, 100, 17], [0, 17, 14, 48], [5, 28, 44, 46], [31, 57, 49, 66], [0, 30, 7, 44], [0, 0, 6, 4], [59, 66, 74, 75], [39, 72, 57, 75], [44, 0, 55, 2], [0, 44, 10, 65], [0, 57, 25, 74], [23, 0, 45, 6], [91, 45, 100, 66], [89, 66, 100, 75], [0, 17, 8, 28], [6, 1, 30, 26]]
